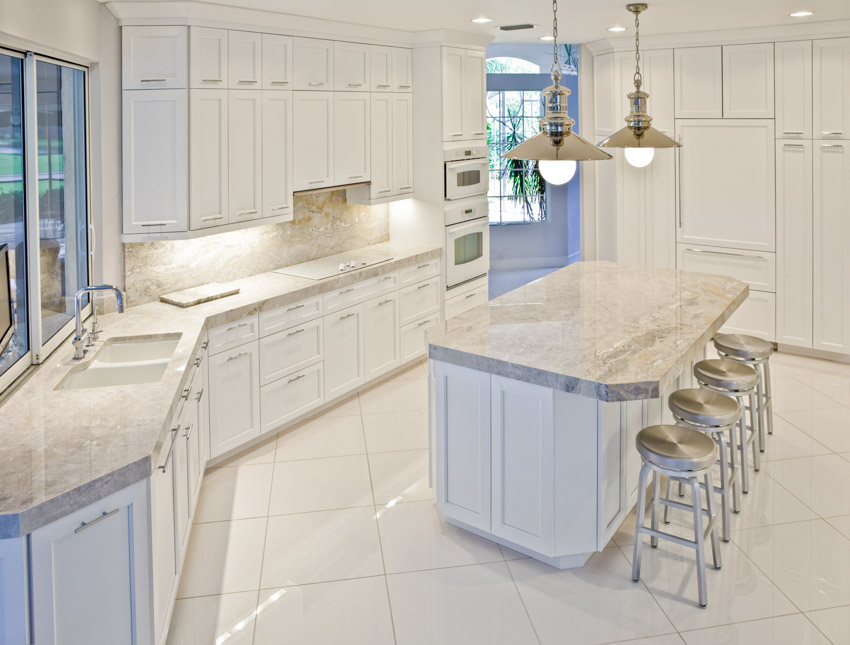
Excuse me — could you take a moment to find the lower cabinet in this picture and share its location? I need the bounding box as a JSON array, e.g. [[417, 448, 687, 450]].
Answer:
[[364, 291, 400, 380], [323, 303, 366, 399], [152, 427, 179, 644], [208, 341, 261, 457], [0, 537, 27, 645], [400, 314, 440, 362], [260, 361, 324, 432]]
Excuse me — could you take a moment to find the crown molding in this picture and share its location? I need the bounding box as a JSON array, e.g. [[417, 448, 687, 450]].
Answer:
[[410, 29, 493, 49]]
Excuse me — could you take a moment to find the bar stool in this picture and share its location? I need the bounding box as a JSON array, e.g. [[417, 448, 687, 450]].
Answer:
[[694, 358, 761, 494], [714, 333, 775, 452], [666, 389, 742, 542], [632, 424, 721, 607]]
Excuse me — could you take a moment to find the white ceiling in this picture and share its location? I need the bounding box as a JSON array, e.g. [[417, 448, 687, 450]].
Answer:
[[196, 0, 850, 43]]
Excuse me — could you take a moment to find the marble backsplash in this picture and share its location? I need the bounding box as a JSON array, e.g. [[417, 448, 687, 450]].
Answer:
[[124, 190, 389, 306]]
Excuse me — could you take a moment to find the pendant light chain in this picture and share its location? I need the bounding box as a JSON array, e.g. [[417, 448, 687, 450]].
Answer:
[[551, 0, 561, 76], [633, 8, 642, 87]]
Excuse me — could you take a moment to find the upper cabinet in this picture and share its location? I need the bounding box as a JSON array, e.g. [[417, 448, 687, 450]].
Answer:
[[593, 53, 615, 136], [813, 38, 850, 139], [293, 37, 334, 90], [293, 91, 335, 190], [228, 31, 262, 89], [189, 90, 228, 230], [392, 47, 413, 92], [370, 46, 393, 92], [334, 92, 371, 185], [674, 46, 722, 118], [262, 91, 294, 220], [334, 42, 370, 91], [392, 93, 414, 195], [441, 46, 486, 141], [614, 49, 673, 136], [228, 91, 263, 223], [775, 40, 813, 139], [723, 43, 774, 118], [123, 26, 187, 90], [262, 34, 293, 89], [189, 27, 228, 88]]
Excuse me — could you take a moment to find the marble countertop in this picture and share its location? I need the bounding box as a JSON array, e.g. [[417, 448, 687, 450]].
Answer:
[[427, 261, 748, 403], [0, 241, 440, 538]]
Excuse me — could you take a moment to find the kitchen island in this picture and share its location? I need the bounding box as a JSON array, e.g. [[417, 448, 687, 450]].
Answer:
[[426, 262, 748, 568]]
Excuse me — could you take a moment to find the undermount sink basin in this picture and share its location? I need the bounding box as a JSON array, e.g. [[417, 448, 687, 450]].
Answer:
[[56, 334, 182, 390]]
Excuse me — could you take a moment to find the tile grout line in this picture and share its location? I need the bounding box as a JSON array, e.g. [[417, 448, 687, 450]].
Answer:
[[501, 557, 543, 644]]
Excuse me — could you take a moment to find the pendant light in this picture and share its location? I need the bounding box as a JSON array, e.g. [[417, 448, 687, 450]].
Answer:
[[502, 0, 612, 185], [598, 3, 681, 166]]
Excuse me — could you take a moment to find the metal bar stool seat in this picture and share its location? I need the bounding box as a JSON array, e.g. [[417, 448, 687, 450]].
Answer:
[[632, 424, 721, 607]]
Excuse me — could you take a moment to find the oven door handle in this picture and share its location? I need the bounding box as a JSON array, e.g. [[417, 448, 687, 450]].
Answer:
[[448, 218, 489, 236], [446, 159, 487, 172]]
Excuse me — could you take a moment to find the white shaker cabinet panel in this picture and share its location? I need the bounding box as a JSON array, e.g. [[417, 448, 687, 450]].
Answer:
[[593, 53, 615, 136], [261, 362, 324, 433], [775, 40, 812, 139], [323, 303, 366, 400], [776, 140, 813, 348], [813, 38, 850, 139], [392, 93, 414, 195], [370, 93, 393, 199], [228, 91, 263, 223], [262, 91, 294, 219], [187, 365, 205, 514], [370, 46, 393, 92], [208, 342, 262, 457], [189, 27, 228, 88], [642, 49, 674, 136], [122, 89, 188, 235], [400, 314, 440, 363], [259, 317, 323, 386], [173, 403, 191, 562], [644, 149, 677, 268], [463, 49, 487, 140], [364, 292, 400, 381], [392, 47, 413, 92], [720, 291, 776, 342], [334, 41, 370, 91], [122, 26, 187, 90], [293, 91, 334, 190], [813, 141, 850, 353], [151, 431, 177, 643], [674, 46, 723, 118], [677, 244, 775, 293], [722, 43, 774, 118], [441, 47, 465, 141], [0, 538, 27, 645], [189, 89, 228, 230], [293, 37, 334, 90], [262, 33, 293, 90], [228, 30, 262, 89], [334, 92, 371, 185]]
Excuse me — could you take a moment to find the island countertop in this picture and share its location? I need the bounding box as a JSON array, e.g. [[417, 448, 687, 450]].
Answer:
[[427, 261, 748, 402]]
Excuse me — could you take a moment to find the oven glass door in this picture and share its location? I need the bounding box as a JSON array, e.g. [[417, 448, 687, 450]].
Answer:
[[445, 159, 488, 200], [447, 218, 490, 287]]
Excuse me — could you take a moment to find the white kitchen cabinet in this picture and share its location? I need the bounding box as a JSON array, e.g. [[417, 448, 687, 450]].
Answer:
[[30, 481, 152, 645], [208, 341, 262, 457], [674, 46, 722, 118], [776, 140, 813, 347], [261, 362, 325, 432], [370, 93, 393, 199], [293, 37, 334, 90], [151, 428, 178, 643], [370, 46, 393, 92], [262, 91, 294, 220], [720, 291, 776, 341], [173, 402, 191, 562], [334, 41, 370, 91], [463, 49, 487, 140], [189, 27, 228, 88], [259, 296, 323, 337], [399, 276, 440, 326], [323, 303, 366, 400], [596, 400, 629, 549], [678, 243, 775, 291], [228, 90, 263, 223], [722, 43, 774, 118], [259, 317, 323, 386], [392, 47, 413, 92], [122, 26, 187, 90], [122, 89, 188, 234], [228, 30, 262, 89], [813, 140, 850, 353], [615, 49, 674, 136], [187, 365, 205, 515], [813, 38, 850, 139], [441, 47, 464, 141], [441, 47, 486, 141], [676, 119, 775, 252], [593, 53, 615, 137], [189, 89, 228, 230], [775, 40, 812, 139], [334, 92, 371, 185], [262, 34, 293, 90], [392, 93, 414, 195], [293, 91, 335, 190], [0, 538, 27, 645], [400, 314, 440, 362], [445, 278, 488, 320], [208, 315, 259, 355], [364, 292, 400, 380]]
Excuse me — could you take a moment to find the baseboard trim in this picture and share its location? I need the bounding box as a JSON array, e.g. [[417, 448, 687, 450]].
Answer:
[[490, 255, 570, 271], [777, 343, 850, 364]]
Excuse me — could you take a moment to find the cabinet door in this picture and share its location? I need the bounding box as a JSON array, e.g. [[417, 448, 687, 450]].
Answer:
[[813, 141, 850, 353], [334, 41, 370, 91], [370, 94, 393, 199], [776, 141, 813, 348], [122, 26, 187, 90], [370, 46, 393, 92], [293, 37, 334, 90], [392, 47, 413, 91], [676, 119, 775, 252], [189, 27, 228, 88], [323, 303, 365, 400], [228, 30, 262, 89], [392, 93, 414, 195], [293, 91, 334, 190], [463, 49, 487, 140], [209, 342, 262, 457], [593, 53, 615, 137], [334, 92, 370, 185], [173, 404, 191, 560], [813, 38, 850, 139], [775, 40, 813, 139], [441, 46, 465, 141], [364, 292, 400, 380], [722, 43, 774, 118], [0, 538, 27, 645], [674, 46, 722, 118], [644, 149, 677, 268], [262, 91, 294, 219], [642, 49, 674, 136], [260, 361, 324, 432], [189, 89, 228, 230], [122, 89, 188, 234], [228, 91, 263, 223], [262, 34, 293, 90], [259, 316, 323, 386], [188, 367, 204, 513], [152, 429, 178, 642], [400, 314, 440, 362], [721, 291, 776, 341]]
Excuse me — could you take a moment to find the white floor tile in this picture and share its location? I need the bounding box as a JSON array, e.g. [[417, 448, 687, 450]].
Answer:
[[177, 518, 267, 598], [393, 362, 428, 381], [377, 500, 503, 574], [794, 372, 850, 407], [362, 409, 429, 453], [252, 578, 395, 645], [508, 549, 675, 645], [260, 507, 384, 587], [166, 592, 258, 645], [727, 472, 817, 530], [359, 378, 428, 415], [771, 377, 839, 414], [368, 449, 433, 505], [211, 435, 277, 468], [275, 415, 366, 461], [312, 394, 361, 418], [268, 455, 374, 516], [842, 452, 850, 463], [680, 613, 830, 645], [827, 516, 850, 540], [386, 562, 538, 645], [499, 544, 530, 561], [612, 637, 685, 645], [762, 415, 833, 461], [733, 520, 850, 612], [767, 454, 850, 517], [777, 407, 850, 454], [807, 605, 850, 645], [193, 464, 274, 524]]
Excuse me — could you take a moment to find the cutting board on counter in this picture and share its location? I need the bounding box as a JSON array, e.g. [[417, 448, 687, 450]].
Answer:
[[160, 283, 240, 308]]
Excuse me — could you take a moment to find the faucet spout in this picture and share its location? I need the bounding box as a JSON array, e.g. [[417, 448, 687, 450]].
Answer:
[[72, 284, 126, 360]]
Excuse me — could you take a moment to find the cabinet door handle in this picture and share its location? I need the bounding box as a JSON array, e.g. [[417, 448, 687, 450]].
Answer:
[[346, 83, 363, 87], [201, 78, 223, 83], [287, 328, 305, 336], [158, 429, 178, 472], [196, 387, 205, 402], [307, 82, 325, 86], [237, 80, 258, 84], [449, 133, 464, 137], [822, 144, 844, 151], [398, 85, 411, 89], [378, 298, 394, 306], [74, 508, 120, 534], [270, 81, 289, 85], [140, 222, 168, 227], [782, 130, 804, 135], [465, 292, 478, 299], [376, 84, 391, 88], [201, 340, 209, 351], [677, 147, 683, 229], [286, 303, 305, 311], [417, 319, 432, 327], [201, 214, 224, 222], [400, 185, 413, 190], [685, 247, 754, 259], [340, 288, 356, 294], [340, 312, 357, 320], [287, 373, 306, 383], [270, 205, 290, 212], [379, 275, 394, 282], [181, 385, 193, 400], [783, 143, 805, 149], [308, 180, 325, 185], [237, 209, 258, 216], [417, 283, 430, 290], [184, 422, 194, 439], [194, 356, 202, 367], [349, 175, 364, 180], [472, 132, 485, 136], [822, 131, 844, 136], [377, 189, 392, 194], [140, 78, 167, 83], [227, 351, 248, 362], [226, 321, 249, 331], [417, 263, 431, 269]]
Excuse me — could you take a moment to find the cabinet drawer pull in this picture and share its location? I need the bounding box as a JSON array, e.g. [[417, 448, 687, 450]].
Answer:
[[378, 298, 394, 306], [822, 144, 844, 151], [201, 78, 223, 83], [685, 247, 755, 259], [287, 373, 306, 383], [400, 185, 413, 190], [270, 205, 290, 212], [307, 82, 325, 86], [822, 131, 844, 136], [339, 312, 357, 320], [140, 222, 168, 227], [237, 80, 258, 84], [378, 275, 394, 282], [237, 209, 258, 216], [226, 321, 250, 332], [201, 340, 209, 351], [782, 130, 804, 135], [472, 132, 485, 136], [417, 283, 430, 290], [286, 303, 305, 312], [184, 422, 194, 439], [270, 81, 289, 85], [376, 84, 391, 88], [783, 144, 805, 149], [417, 263, 431, 270], [140, 78, 167, 83], [195, 387, 205, 402], [287, 328, 305, 336], [201, 214, 224, 222], [398, 85, 411, 89], [309, 180, 325, 185], [194, 356, 202, 367], [449, 133, 463, 137], [158, 429, 178, 472], [340, 288, 356, 295], [75, 508, 120, 534], [349, 175, 364, 180], [227, 351, 248, 362], [181, 385, 193, 400], [377, 189, 392, 194], [417, 319, 432, 327], [346, 83, 363, 87], [465, 292, 478, 299]]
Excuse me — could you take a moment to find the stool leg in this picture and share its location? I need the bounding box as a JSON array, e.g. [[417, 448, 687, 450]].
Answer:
[[737, 396, 751, 495], [749, 391, 761, 472], [690, 476, 708, 607], [756, 365, 767, 451], [663, 476, 673, 524], [764, 361, 774, 436], [717, 433, 732, 542], [728, 426, 741, 513], [632, 463, 651, 582], [704, 470, 722, 570], [651, 470, 659, 548]]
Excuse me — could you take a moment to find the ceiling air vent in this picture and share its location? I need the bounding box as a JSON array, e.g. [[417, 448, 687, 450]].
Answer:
[[499, 24, 537, 31]]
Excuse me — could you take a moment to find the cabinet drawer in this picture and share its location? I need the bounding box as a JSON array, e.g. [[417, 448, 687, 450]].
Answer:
[[398, 258, 440, 287], [208, 314, 259, 355], [122, 26, 187, 90], [721, 291, 776, 342], [259, 318, 323, 386], [445, 282, 488, 320], [323, 272, 398, 314], [677, 244, 775, 292], [400, 314, 441, 362], [261, 362, 324, 433], [399, 276, 441, 326], [259, 296, 322, 337]]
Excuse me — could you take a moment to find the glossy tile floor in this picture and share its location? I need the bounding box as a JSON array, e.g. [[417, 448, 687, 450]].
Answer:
[[167, 350, 850, 645]]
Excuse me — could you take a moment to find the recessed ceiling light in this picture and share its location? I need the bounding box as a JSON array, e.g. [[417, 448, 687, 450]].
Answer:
[[539, 35, 555, 41], [608, 26, 627, 32], [790, 10, 814, 16], [471, 17, 493, 23]]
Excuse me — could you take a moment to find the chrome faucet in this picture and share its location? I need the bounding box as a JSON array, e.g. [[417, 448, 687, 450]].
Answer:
[[72, 285, 125, 360]]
